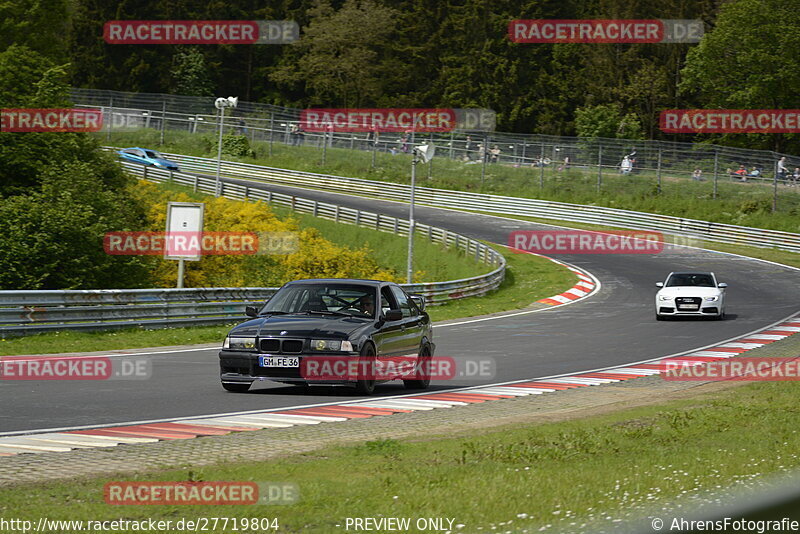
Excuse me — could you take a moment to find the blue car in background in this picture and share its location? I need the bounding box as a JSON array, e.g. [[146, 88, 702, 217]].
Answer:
[[118, 147, 180, 171]]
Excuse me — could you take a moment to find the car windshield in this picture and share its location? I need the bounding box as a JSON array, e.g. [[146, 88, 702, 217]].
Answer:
[[666, 273, 715, 287], [144, 150, 162, 159], [260, 283, 376, 318]]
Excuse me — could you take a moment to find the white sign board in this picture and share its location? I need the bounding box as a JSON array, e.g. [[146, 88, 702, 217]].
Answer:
[[165, 202, 204, 261]]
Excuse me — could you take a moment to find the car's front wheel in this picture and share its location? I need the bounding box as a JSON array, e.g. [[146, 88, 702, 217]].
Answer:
[[354, 343, 377, 395], [221, 382, 252, 393]]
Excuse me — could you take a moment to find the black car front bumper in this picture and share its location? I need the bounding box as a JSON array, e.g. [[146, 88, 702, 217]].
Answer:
[[219, 350, 359, 385]]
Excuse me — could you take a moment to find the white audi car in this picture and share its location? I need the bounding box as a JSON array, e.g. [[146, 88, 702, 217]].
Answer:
[[655, 271, 727, 320]]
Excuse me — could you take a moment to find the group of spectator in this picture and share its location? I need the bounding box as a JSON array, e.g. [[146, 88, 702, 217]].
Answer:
[[721, 157, 799, 185]]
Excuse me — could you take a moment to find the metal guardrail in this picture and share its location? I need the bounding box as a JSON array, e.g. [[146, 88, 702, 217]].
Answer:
[[0, 164, 505, 337], [152, 150, 800, 254]]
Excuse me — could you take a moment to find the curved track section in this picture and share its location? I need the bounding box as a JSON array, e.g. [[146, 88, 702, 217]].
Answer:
[[2, 173, 799, 434]]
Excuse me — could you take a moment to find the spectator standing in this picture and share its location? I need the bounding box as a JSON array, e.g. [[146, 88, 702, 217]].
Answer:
[[620, 156, 633, 175], [777, 156, 789, 182]]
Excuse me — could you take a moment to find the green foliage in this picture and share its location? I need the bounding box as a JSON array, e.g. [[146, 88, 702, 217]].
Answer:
[[212, 134, 255, 158], [0, 43, 151, 289], [575, 104, 644, 140], [681, 0, 800, 151], [0, 163, 151, 289], [270, 0, 399, 107], [170, 47, 214, 97]]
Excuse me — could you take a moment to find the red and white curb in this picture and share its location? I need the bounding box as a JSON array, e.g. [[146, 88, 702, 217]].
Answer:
[[536, 259, 597, 306], [1, 315, 797, 457]]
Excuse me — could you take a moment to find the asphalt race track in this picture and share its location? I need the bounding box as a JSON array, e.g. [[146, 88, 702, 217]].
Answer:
[[3, 173, 799, 434]]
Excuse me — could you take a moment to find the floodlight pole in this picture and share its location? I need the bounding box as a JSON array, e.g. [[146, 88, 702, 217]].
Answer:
[[215, 105, 225, 197], [407, 154, 418, 284]]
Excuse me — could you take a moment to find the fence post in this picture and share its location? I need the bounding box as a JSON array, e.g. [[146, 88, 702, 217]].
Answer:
[[159, 100, 166, 146], [371, 136, 377, 169], [269, 114, 274, 157], [449, 132, 454, 159], [193, 174, 198, 193], [773, 157, 779, 212], [657, 147, 662, 194], [539, 142, 545, 189], [375, 213, 380, 230], [597, 143, 603, 193], [480, 134, 488, 188], [313, 200, 318, 217], [335, 205, 339, 223], [713, 148, 719, 199], [355, 210, 361, 226], [106, 98, 113, 143]]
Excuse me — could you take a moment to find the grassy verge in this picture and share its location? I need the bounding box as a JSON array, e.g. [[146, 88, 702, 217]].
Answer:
[[0, 246, 574, 356], [471, 210, 800, 270], [104, 129, 800, 232], [5, 335, 800, 532]]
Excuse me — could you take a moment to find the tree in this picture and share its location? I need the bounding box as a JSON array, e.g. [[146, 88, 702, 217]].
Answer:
[[171, 47, 214, 96], [681, 0, 800, 151], [575, 104, 643, 140], [270, 0, 399, 107]]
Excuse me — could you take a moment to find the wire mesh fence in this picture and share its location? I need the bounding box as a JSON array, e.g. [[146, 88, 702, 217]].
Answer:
[[72, 88, 800, 216]]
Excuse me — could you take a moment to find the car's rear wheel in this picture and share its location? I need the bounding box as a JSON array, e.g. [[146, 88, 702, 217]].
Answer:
[[404, 345, 432, 390], [221, 382, 252, 393], [354, 343, 377, 395]]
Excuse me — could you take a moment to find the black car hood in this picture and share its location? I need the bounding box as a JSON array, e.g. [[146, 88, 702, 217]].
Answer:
[[228, 314, 370, 338]]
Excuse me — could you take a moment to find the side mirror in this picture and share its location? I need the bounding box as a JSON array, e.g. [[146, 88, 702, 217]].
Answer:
[[410, 294, 426, 311], [245, 306, 259, 318], [655, 282, 664, 288], [718, 282, 728, 288], [384, 309, 403, 321]]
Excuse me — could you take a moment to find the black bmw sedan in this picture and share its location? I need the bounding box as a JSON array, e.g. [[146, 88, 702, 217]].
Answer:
[[219, 279, 434, 395]]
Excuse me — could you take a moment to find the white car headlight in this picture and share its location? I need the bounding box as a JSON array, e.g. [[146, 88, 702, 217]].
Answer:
[[225, 336, 257, 350], [658, 295, 673, 301], [310, 340, 353, 351], [705, 296, 719, 301]]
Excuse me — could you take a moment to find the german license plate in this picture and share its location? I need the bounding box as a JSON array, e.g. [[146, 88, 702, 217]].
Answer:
[[678, 304, 699, 310], [259, 356, 300, 368]]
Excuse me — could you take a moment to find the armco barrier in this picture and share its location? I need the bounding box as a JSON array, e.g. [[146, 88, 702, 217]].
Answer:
[[0, 164, 505, 337], [148, 150, 800, 254]]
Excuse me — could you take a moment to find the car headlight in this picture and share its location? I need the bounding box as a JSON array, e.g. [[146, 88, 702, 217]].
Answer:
[[658, 295, 674, 301], [705, 296, 719, 301], [310, 340, 353, 352], [224, 336, 257, 350]]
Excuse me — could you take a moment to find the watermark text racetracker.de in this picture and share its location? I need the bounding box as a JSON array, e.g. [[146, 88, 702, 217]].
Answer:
[[660, 358, 800, 381], [104, 481, 298, 505], [104, 20, 299, 44], [508, 230, 664, 254], [103, 231, 299, 256], [1, 108, 103, 132], [660, 109, 800, 134], [0, 356, 150, 381], [300, 355, 496, 382], [508, 19, 703, 43]]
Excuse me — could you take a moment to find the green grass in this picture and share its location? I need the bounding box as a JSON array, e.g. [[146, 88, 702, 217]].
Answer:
[[0, 246, 574, 355], [104, 128, 800, 233], [5, 334, 800, 532], [470, 210, 800, 270]]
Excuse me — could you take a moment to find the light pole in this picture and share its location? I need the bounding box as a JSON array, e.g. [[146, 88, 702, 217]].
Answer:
[[214, 96, 238, 197], [407, 144, 435, 283]]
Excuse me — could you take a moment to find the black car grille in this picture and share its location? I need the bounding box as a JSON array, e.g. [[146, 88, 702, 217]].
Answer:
[[259, 338, 305, 354], [675, 297, 701, 311]]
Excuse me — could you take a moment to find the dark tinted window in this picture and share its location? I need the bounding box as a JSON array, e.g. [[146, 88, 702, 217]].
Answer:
[[261, 284, 375, 317], [666, 274, 715, 287], [390, 286, 413, 317]]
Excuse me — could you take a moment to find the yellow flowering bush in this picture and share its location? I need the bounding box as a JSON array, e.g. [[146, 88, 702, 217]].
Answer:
[[128, 181, 401, 287]]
